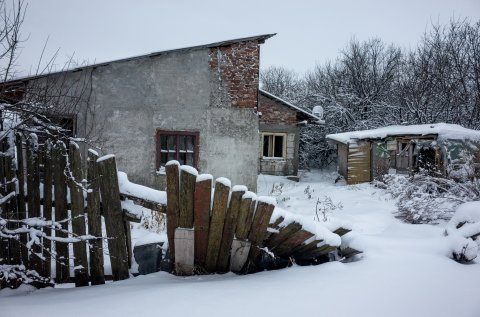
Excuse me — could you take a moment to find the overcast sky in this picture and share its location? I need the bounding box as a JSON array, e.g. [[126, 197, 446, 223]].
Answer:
[[14, 0, 480, 76]]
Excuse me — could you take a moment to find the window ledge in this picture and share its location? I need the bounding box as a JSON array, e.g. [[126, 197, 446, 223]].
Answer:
[[261, 157, 286, 161]]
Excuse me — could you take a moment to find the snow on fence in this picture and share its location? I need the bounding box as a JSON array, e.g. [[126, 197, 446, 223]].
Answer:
[[0, 133, 164, 289], [165, 161, 359, 276]]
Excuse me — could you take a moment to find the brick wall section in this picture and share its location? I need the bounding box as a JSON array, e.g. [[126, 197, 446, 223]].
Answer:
[[258, 94, 298, 125], [209, 41, 260, 108]]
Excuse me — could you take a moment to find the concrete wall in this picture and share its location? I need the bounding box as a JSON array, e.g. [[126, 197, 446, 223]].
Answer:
[[28, 40, 263, 191]]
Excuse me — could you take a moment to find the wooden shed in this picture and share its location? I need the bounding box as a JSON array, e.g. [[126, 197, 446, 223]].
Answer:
[[326, 123, 480, 185]]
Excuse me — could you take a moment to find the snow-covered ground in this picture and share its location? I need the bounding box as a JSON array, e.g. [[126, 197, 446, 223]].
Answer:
[[1, 171, 480, 317]]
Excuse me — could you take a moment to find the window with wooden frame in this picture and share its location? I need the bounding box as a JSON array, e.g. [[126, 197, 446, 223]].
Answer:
[[156, 130, 199, 169], [262, 133, 286, 159]]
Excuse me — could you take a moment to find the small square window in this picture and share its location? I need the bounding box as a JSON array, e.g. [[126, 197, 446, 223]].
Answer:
[[262, 133, 286, 159], [156, 131, 199, 170]]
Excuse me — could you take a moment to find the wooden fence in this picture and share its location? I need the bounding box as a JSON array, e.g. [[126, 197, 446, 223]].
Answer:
[[165, 161, 355, 276], [0, 133, 134, 288]]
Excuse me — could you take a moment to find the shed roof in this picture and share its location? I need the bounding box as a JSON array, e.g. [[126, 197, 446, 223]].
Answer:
[[259, 89, 324, 123], [5, 34, 276, 83], [326, 123, 480, 144]]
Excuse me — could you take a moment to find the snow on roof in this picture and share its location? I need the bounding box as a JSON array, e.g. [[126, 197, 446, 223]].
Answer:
[[326, 123, 480, 144], [259, 89, 325, 124]]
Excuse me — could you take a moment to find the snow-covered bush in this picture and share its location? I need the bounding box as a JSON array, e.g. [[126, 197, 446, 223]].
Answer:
[[445, 201, 480, 262], [384, 174, 480, 224], [0, 265, 52, 289]]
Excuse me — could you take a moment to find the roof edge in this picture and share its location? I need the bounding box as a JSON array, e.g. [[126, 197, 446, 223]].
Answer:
[[4, 33, 277, 84], [259, 89, 323, 123]]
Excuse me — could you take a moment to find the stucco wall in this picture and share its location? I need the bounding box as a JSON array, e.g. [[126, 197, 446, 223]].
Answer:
[[28, 41, 262, 191]]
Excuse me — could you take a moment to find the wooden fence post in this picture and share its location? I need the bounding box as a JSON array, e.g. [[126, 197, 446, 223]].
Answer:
[[68, 142, 89, 287], [204, 178, 230, 272], [86, 149, 105, 285], [26, 134, 43, 274], [53, 142, 70, 283], [165, 161, 180, 264], [0, 138, 9, 264], [235, 193, 256, 240], [41, 140, 53, 279], [194, 175, 212, 270], [15, 133, 28, 267], [217, 186, 246, 272], [5, 134, 21, 265], [97, 155, 129, 281]]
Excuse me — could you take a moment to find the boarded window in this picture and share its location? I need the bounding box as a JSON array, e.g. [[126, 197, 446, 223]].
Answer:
[[156, 131, 199, 169], [262, 133, 286, 158]]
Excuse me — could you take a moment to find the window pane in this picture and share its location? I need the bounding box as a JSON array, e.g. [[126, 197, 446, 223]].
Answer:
[[161, 152, 168, 164], [186, 153, 194, 166], [167, 135, 176, 151], [263, 135, 270, 157], [186, 136, 194, 152], [179, 135, 186, 152], [160, 135, 167, 150], [274, 135, 284, 157]]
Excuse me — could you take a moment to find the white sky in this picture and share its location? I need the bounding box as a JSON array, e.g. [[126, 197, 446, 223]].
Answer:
[[14, 0, 480, 76]]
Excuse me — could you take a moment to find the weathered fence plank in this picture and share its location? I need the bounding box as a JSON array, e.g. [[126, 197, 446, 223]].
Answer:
[[0, 139, 9, 264], [235, 195, 254, 240], [230, 239, 251, 273], [178, 166, 196, 228], [86, 149, 105, 285], [246, 200, 275, 267], [165, 161, 180, 263], [217, 188, 245, 272], [265, 222, 302, 250], [53, 142, 70, 283], [194, 176, 212, 269], [15, 133, 28, 267], [174, 228, 194, 275], [26, 135, 43, 274], [41, 141, 53, 279], [5, 140, 21, 265], [97, 155, 129, 281], [273, 229, 314, 257], [68, 142, 89, 287], [204, 179, 230, 272]]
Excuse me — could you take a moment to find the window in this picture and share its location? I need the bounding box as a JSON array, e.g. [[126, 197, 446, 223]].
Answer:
[[156, 130, 199, 169], [262, 133, 286, 158]]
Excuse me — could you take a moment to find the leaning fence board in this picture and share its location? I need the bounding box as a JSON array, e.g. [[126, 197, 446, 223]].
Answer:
[[204, 180, 230, 272], [247, 201, 275, 266], [194, 177, 211, 269], [235, 196, 254, 240], [97, 155, 130, 281], [68, 143, 89, 287], [273, 229, 314, 257], [178, 167, 196, 228], [26, 135, 43, 274], [53, 142, 70, 283], [174, 228, 194, 275], [265, 222, 302, 250], [230, 239, 251, 273], [15, 134, 28, 267], [217, 189, 245, 272], [292, 239, 323, 257], [166, 162, 180, 262], [86, 150, 105, 285], [41, 141, 53, 279]]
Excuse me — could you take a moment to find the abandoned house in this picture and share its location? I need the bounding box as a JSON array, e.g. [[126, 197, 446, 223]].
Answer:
[[257, 89, 322, 177], [326, 123, 480, 185], [2, 34, 321, 190]]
